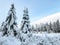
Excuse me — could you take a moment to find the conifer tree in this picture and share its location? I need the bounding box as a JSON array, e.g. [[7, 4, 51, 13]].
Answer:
[[21, 8, 31, 34], [56, 20, 60, 32], [2, 4, 17, 36], [20, 8, 32, 42]]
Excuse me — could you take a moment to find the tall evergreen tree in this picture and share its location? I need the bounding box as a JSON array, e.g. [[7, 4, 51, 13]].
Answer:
[[31, 25, 35, 32], [53, 22, 57, 32], [49, 22, 52, 30], [56, 20, 60, 32], [2, 4, 17, 36], [20, 8, 32, 42], [43, 25, 47, 32], [21, 8, 31, 34]]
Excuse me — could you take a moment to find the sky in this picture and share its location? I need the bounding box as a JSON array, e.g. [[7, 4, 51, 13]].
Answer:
[[0, 0, 60, 25]]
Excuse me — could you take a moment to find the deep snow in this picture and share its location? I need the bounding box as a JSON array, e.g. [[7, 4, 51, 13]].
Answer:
[[0, 33, 60, 45], [0, 35, 21, 45]]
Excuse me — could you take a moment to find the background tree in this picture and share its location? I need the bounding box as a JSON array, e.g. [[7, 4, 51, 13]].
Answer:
[[56, 20, 60, 32]]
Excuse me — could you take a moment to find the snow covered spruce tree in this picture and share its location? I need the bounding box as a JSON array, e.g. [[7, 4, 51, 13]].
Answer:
[[56, 20, 60, 32], [52, 20, 60, 33], [20, 8, 32, 42], [1, 4, 17, 36]]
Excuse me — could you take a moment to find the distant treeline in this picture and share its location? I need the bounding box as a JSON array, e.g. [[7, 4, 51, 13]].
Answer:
[[31, 19, 60, 33]]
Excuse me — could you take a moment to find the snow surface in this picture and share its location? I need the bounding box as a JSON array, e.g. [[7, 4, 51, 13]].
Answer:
[[0, 33, 60, 45], [31, 12, 60, 26], [0, 36, 21, 45], [28, 33, 60, 45]]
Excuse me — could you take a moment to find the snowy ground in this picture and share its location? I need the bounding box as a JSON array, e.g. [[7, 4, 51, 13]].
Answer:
[[31, 33, 60, 45], [0, 33, 60, 45], [22, 33, 60, 45], [0, 36, 21, 45]]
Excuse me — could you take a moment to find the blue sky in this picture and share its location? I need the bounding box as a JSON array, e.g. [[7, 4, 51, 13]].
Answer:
[[0, 0, 60, 25]]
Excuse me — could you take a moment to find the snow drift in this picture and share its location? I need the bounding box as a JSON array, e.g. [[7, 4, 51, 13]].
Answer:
[[0, 36, 21, 45], [0, 33, 60, 45]]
